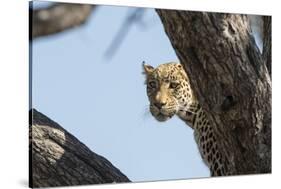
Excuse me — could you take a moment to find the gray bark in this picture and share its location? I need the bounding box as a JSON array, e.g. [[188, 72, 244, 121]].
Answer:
[[156, 10, 271, 175], [30, 2, 94, 39], [29, 109, 130, 188]]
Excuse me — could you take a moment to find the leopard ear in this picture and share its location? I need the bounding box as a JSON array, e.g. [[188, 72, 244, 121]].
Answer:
[[142, 61, 154, 75]]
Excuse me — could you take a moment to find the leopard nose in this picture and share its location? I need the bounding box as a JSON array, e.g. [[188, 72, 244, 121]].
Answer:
[[154, 102, 167, 109]]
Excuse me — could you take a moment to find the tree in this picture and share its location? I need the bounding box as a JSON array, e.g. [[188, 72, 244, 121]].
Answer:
[[30, 109, 130, 188], [156, 10, 271, 175]]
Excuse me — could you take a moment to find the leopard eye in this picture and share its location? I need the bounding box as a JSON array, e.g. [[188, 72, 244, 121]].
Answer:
[[148, 81, 157, 88], [170, 82, 179, 89]]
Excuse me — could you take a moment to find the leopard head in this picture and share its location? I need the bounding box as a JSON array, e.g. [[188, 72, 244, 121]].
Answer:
[[143, 62, 195, 122]]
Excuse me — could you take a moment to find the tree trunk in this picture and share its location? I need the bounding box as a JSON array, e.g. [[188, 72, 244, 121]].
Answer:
[[29, 109, 130, 188], [156, 10, 271, 175]]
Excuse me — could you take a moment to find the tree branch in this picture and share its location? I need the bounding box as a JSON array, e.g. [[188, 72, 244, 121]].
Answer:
[[30, 2, 94, 39], [30, 109, 130, 188]]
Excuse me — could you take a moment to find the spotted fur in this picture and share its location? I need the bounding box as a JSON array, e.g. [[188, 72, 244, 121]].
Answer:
[[143, 62, 230, 176]]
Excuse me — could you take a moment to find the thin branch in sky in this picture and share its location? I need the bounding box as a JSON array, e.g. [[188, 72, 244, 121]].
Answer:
[[104, 8, 146, 59]]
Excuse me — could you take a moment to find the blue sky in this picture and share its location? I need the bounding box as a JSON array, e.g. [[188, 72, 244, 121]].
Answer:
[[32, 2, 212, 182]]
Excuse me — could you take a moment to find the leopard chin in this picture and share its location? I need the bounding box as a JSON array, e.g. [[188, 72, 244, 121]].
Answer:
[[154, 113, 171, 122], [150, 106, 177, 122]]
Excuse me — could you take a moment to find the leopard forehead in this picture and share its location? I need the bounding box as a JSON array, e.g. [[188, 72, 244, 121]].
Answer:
[[149, 63, 187, 81]]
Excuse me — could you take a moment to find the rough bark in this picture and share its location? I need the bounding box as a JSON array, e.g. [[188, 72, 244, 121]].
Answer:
[[156, 10, 271, 175], [262, 16, 272, 78], [29, 109, 130, 188], [30, 2, 94, 39]]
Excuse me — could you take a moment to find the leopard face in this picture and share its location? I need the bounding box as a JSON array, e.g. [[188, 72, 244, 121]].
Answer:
[[143, 62, 195, 122]]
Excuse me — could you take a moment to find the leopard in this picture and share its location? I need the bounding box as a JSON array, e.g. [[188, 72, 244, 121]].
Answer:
[[142, 61, 231, 176]]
